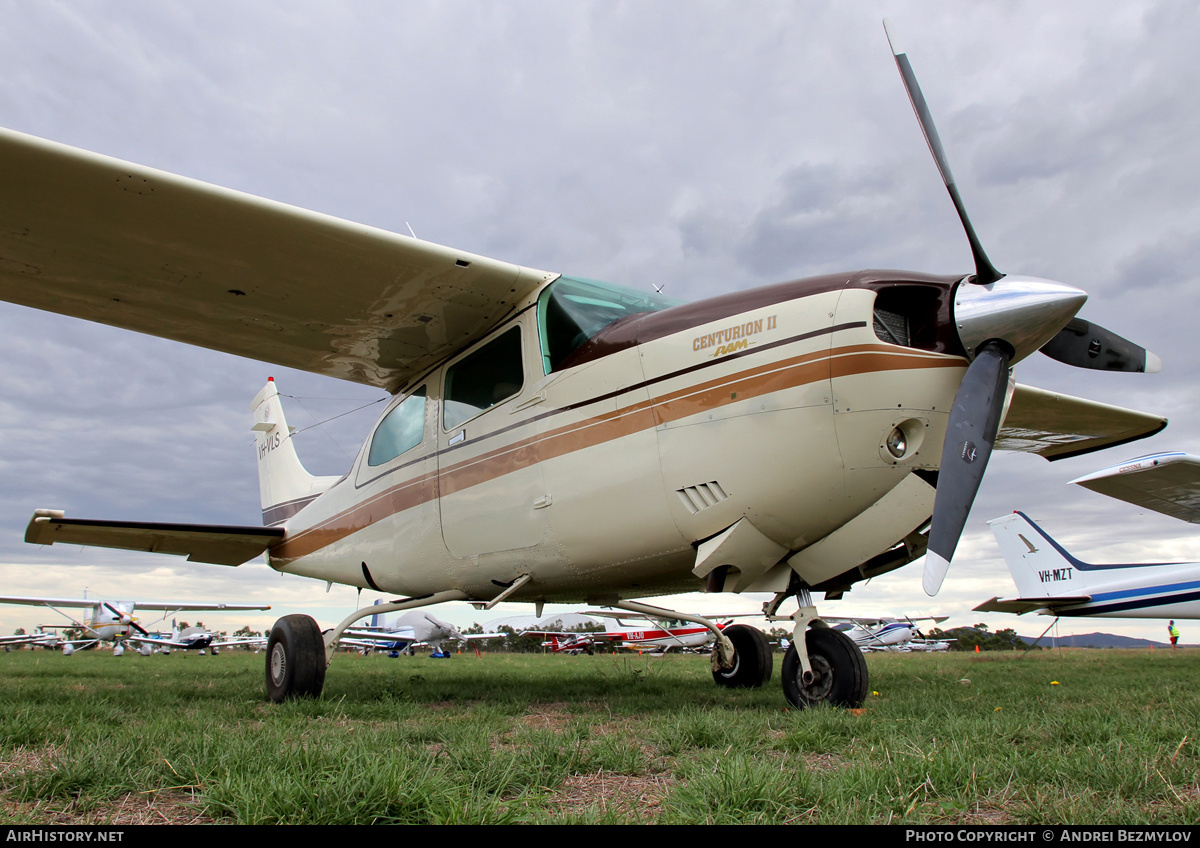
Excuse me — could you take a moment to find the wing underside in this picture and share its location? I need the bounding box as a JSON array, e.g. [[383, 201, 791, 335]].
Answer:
[[996, 383, 1167, 461], [1071, 452, 1200, 524], [24, 509, 284, 566], [0, 127, 555, 392]]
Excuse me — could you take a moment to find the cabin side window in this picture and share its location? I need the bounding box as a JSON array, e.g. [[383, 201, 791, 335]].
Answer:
[[443, 327, 524, 431], [367, 386, 427, 467]]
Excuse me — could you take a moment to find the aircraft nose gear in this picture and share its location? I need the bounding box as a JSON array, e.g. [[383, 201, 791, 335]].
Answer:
[[781, 627, 868, 709], [765, 586, 870, 709]]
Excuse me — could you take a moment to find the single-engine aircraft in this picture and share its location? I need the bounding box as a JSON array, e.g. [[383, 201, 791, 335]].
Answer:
[[0, 595, 271, 655], [340, 610, 486, 658], [131, 621, 269, 655], [828, 615, 950, 652], [978, 453, 1200, 620], [0, 23, 1168, 708]]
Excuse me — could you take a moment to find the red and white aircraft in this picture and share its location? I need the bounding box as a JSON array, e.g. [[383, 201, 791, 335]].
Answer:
[[526, 610, 743, 655]]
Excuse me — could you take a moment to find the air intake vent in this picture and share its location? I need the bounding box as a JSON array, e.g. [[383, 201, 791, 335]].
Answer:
[[677, 481, 730, 515], [873, 307, 910, 347]]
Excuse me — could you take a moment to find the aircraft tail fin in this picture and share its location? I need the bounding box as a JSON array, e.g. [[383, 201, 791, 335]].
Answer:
[[250, 378, 340, 526], [987, 511, 1090, 597]]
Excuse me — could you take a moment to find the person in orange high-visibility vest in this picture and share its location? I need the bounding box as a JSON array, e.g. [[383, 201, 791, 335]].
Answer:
[[1168, 620, 1180, 649]]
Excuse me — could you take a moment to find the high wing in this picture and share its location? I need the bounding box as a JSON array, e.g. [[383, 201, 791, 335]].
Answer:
[[1070, 452, 1200, 524], [0, 593, 268, 612], [996, 384, 1167, 462], [123, 602, 271, 612], [974, 596, 1093, 616], [125, 635, 198, 649], [0, 127, 555, 393], [823, 615, 948, 627], [0, 633, 55, 645], [208, 636, 269, 648], [342, 627, 417, 644], [24, 509, 284, 566], [126, 634, 267, 649], [520, 630, 618, 641], [579, 610, 753, 622], [0, 595, 104, 608], [337, 637, 409, 651]]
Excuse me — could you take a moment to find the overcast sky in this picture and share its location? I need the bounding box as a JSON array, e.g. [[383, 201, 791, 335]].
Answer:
[[0, 1, 1198, 647]]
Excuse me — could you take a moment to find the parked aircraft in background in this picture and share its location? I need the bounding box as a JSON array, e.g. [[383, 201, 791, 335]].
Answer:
[[0, 595, 271, 655], [829, 616, 950, 652], [341, 610, 497, 658], [524, 610, 744, 655], [130, 621, 268, 654], [2, 24, 1166, 708], [980, 511, 1200, 620], [0, 631, 56, 650]]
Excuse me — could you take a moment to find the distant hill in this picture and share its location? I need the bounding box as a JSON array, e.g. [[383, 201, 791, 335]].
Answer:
[[1020, 632, 1172, 649]]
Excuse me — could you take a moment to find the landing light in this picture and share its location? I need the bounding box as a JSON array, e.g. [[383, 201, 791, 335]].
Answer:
[[886, 428, 907, 458]]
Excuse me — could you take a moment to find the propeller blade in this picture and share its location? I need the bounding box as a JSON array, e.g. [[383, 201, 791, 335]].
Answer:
[[1039, 317, 1162, 373], [884, 20, 1003, 286], [924, 342, 1012, 595], [102, 601, 149, 635]]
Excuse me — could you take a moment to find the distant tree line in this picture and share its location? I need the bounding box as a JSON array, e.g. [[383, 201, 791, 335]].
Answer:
[[926, 623, 1041, 652]]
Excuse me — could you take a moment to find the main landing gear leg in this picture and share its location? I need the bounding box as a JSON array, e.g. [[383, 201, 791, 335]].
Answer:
[[264, 588, 468, 703], [767, 586, 869, 709]]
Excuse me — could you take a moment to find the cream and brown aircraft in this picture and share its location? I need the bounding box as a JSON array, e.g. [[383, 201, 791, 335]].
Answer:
[[0, 23, 1167, 708]]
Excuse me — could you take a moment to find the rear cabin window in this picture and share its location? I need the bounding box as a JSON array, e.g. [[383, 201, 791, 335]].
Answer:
[[443, 327, 524, 430], [367, 387, 426, 467], [537, 276, 683, 373]]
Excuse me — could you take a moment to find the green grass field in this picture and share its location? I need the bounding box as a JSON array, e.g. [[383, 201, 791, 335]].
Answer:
[[0, 647, 1196, 824]]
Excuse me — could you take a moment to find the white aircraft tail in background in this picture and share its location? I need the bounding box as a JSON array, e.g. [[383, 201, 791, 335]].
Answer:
[[977, 511, 1200, 619]]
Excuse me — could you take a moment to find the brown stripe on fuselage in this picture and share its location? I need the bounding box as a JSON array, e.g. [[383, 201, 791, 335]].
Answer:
[[829, 344, 964, 380], [268, 343, 964, 562], [270, 467, 438, 561], [440, 344, 847, 496]]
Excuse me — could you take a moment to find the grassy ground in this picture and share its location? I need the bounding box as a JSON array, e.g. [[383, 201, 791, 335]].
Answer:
[[0, 646, 1196, 824]]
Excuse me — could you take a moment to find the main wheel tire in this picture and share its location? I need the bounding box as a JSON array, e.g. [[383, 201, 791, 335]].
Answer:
[[782, 626, 868, 708], [712, 624, 773, 688], [265, 614, 327, 703]]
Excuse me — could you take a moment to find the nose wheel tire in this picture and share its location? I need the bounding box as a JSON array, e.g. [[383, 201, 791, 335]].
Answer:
[[266, 614, 326, 703], [711, 624, 773, 688], [782, 627, 868, 708]]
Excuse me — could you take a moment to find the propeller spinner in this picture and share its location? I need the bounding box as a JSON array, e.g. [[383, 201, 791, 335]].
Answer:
[[882, 21, 1159, 594]]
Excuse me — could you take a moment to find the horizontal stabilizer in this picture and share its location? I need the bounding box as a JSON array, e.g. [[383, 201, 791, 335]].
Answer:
[[974, 596, 1093, 615], [25, 509, 284, 566], [996, 384, 1167, 461]]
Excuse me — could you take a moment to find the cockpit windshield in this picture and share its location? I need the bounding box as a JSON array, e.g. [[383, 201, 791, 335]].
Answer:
[[537, 275, 684, 373]]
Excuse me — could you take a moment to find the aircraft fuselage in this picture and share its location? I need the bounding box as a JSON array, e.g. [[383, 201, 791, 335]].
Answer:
[[261, 270, 965, 607]]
